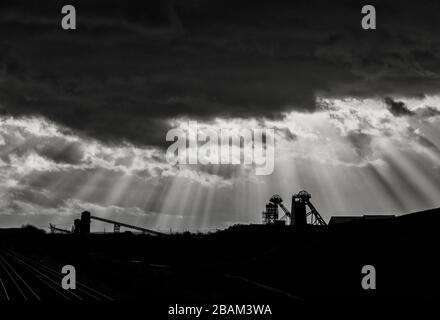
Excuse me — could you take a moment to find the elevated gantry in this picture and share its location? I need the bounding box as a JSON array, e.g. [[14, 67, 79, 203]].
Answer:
[[71, 211, 164, 236]]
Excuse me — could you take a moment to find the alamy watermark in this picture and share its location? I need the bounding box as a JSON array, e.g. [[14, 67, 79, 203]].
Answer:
[[165, 121, 275, 175]]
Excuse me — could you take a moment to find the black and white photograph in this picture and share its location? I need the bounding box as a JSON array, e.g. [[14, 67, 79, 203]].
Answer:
[[0, 0, 440, 316]]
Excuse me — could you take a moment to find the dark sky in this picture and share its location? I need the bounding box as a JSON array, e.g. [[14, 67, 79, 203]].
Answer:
[[1, 0, 440, 147]]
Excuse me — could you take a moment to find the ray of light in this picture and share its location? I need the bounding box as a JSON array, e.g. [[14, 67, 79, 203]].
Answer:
[[382, 145, 439, 208]]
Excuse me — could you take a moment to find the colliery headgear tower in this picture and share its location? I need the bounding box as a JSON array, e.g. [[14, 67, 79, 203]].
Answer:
[[291, 190, 326, 226], [262, 190, 327, 226], [262, 202, 279, 225], [291, 193, 305, 226]]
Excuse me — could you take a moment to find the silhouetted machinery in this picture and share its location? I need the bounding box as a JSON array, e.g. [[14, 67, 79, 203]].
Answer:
[[73, 211, 164, 236], [262, 190, 327, 226], [49, 223, 71, 234], [262, 202, 281, 225]]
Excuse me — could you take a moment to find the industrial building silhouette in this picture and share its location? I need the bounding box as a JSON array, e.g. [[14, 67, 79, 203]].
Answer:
[[262, 190, 326, 226], [49, 190, 402, 235]]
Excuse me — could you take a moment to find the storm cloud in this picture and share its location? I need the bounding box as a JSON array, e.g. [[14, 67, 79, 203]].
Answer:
[[1, 0, 440, 148], [384, 97, 414, 117]]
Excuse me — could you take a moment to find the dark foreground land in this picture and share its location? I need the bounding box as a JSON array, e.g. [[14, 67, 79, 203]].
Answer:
[[0, 208, 439, 304]]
